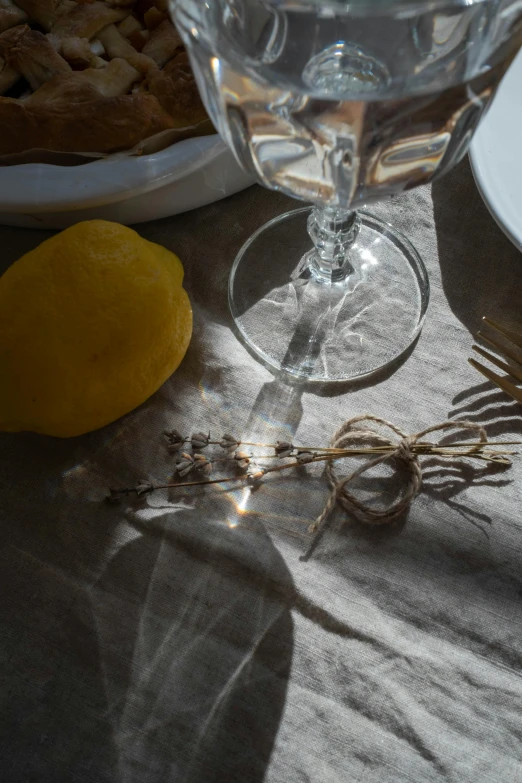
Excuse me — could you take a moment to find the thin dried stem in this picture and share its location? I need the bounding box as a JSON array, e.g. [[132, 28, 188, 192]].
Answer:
[[156, 475, 243, 489], [110, 429, 519, 504]]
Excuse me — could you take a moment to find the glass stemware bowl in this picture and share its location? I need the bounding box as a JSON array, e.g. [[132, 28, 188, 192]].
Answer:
[[170, 0, 522, 382]]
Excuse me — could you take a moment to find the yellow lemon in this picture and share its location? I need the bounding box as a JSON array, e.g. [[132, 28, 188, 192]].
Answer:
[[0, 220, 192, 437]]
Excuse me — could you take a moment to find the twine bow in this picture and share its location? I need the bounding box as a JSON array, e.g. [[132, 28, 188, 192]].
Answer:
[[301, 415, 488, 561]]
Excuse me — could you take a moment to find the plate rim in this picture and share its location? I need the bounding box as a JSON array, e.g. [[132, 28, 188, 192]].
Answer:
[[469, 48, 522, 253], [470, 149, 522, 252], [0, 133, 228, 213]]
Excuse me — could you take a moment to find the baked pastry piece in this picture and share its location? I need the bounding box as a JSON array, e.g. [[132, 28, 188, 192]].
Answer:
[[0, 0, 209, 155]]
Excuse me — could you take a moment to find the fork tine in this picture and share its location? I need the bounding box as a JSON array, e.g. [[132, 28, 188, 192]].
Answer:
[[482, 317, 522, 351], [472, 344, 522, 384], [468, 358, 522, 404], [477, 330, 522, 371]]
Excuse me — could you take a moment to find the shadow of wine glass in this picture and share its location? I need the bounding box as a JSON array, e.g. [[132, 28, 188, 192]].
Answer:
[[86, 491, 294, 783], [64, 397, 299, 783], [431, 157, 522, 335], [0, 394, 297, 783]]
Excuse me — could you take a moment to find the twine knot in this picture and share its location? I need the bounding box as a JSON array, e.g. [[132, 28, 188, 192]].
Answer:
[[300, 414, 488, 561], [396, 434, 417, 464]]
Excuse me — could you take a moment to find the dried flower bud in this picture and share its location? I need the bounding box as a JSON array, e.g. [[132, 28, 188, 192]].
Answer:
[[106, 488, 129, 504], [164, 429, 185, 452], [135, 480, 154, 497], [176, 452, 195, 477], [247, 467, 265, 484], [275, 441, 294, 458], [220, 433, 239, 451], [191, 431, 210, 450], [234, 449, 251, 469], [296, 451, 314, 464], [193, 453, 212, 475]]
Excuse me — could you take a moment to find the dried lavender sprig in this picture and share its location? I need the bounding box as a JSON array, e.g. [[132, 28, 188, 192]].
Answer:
[[107, 438, 516, 503], [166, 443, 516, 474], [166, 429, 520, 451], [215, 445, 517, 463], [107, 473, 246, 502], [164, 432, 240, 452], [164, 431, 521, 482], [107, 455, 332, 503]]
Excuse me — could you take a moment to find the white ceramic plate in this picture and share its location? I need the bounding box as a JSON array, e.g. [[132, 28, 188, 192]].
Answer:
[[0, 134, 254, 228], [470, 48, 522, 251]]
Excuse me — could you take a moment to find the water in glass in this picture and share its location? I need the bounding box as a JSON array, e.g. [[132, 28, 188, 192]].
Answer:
[[174, 0, 522, 209]]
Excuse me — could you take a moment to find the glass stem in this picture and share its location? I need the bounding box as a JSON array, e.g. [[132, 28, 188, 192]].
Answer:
[[306, 205, 360, 282]]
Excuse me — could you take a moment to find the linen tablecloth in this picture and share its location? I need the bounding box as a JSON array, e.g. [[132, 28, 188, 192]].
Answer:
[[1, 157, 522, 783]]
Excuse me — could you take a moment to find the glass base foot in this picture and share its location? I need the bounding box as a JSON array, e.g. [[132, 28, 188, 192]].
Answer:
[[229, 207, 430, 382]]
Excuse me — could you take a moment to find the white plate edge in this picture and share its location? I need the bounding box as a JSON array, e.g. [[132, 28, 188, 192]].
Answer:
[[0, 134, 228, 213]]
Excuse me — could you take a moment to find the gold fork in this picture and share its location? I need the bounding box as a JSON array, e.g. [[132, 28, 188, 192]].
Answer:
[[468, 317, 522, 404]]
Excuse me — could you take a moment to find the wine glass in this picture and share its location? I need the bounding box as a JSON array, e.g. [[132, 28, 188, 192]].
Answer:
[[170, 0, 522, 382]]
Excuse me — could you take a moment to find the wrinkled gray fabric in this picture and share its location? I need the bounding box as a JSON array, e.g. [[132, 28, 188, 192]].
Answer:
[[1, 158, 522, 783]]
